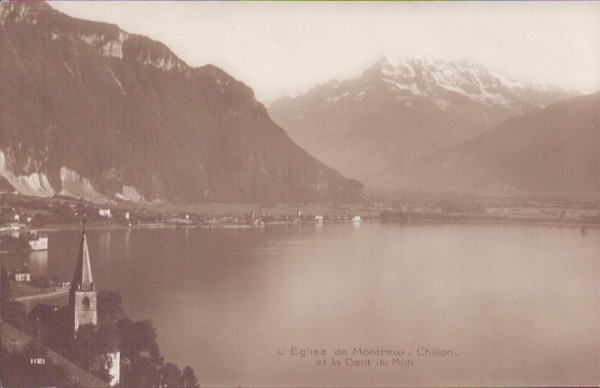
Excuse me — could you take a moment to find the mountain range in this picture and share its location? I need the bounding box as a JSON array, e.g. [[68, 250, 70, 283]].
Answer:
[[1, 2, 595, 203], [385, 92, 600, 196], [269, 56, 578, 185], [0, 2, 363, 203]]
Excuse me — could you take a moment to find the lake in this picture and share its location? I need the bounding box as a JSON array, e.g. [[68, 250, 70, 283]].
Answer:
[[3, 222, 599, 387]]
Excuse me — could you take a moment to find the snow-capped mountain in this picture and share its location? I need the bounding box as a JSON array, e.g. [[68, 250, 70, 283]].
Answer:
[[371, 56, 570, 111], [0, 2, 363, 203], [269, 55, 578, 185]]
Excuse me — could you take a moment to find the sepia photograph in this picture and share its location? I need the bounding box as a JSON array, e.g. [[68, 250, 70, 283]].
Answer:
[[0, 0, 599, 387]]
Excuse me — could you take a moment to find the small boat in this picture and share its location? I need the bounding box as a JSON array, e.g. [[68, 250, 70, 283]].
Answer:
[[0, 223, 26, 232], [315, 215, 324, 223], [28, 231, 48, 251], [352, 216, 362, 223], [251, 218, 265, 228]]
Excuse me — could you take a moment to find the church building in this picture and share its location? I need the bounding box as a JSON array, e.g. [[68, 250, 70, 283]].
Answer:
[[70, 229, 97, 335], [69, 228, 120, 386]]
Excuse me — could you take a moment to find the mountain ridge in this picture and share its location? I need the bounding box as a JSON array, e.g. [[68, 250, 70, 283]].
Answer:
[[0, 1, 364, 203], [383, 92, 600, 196], [269, 55, 579, 184]]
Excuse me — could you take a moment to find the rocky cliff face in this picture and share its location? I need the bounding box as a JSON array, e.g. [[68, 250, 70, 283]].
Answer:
[[0, 2, 363, 203], [269, 56, 578, 185]]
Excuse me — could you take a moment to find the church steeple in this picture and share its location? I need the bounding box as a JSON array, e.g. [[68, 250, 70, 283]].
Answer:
[[72, 227, 94, 291], [70, 226, 97, 335], [68, 226, 119, 385]]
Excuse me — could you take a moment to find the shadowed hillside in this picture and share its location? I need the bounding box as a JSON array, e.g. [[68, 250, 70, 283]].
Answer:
[[0, 2, 363, 203], [385, 93, 600, 196]]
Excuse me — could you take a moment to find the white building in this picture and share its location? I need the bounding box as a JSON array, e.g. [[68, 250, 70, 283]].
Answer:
[[99, 209, 112, 218], [14, 271, 31, 282], [107, 351, 120, 386]]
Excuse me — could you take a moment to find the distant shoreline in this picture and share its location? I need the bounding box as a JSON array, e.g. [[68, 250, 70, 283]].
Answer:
[[380, 211, 600, 229], [384, 217, 600, 229], [12, 289, 69, 303], [5, 216, 599, 237]]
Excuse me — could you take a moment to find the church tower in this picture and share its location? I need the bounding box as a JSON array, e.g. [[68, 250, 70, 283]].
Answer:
[[68, 227, 120, 386], [69, 228, 97, 336]]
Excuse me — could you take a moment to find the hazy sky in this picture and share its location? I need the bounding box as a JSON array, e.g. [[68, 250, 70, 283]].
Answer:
[[52, 1, 600, 103]]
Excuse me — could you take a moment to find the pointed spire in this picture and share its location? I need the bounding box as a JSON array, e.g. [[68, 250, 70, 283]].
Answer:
[[73, 227, 94, 291]]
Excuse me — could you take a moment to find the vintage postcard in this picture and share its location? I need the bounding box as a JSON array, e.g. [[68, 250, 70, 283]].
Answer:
[[0, 1, 599, 387]]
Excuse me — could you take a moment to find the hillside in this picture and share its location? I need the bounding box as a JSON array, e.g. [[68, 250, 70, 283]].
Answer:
[[0, 2, 363, 203], [1, 322, 108, 387], [269, 56, 577, 185], [385, 93, 600, 196]]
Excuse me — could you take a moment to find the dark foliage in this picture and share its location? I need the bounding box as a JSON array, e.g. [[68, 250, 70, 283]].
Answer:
[[159, 362, 181, 387], [97, 290, 126, 325], [68, 324, 113, 383], [0, 340, 76, 387], [1, 269, 34, 334], [181, 365, 200, 388]]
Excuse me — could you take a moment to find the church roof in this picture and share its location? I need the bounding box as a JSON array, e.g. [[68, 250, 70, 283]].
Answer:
[[73, 229, 94, 290]]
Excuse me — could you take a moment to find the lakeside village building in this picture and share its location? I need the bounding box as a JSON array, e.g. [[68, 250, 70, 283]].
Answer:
[[29, 229, 120, 385], [13, 269, 31, 282]]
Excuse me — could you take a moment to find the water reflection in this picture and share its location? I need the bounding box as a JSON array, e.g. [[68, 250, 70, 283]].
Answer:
[[28, 250, 48, 278], [124, 229, 131, 257], [5, 224, 599, 387], [98, 231, 112, 261], [315, 222, 323, 234]]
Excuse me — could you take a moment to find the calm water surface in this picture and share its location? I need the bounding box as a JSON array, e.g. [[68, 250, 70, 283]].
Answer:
[[4, 223, 599, 386]]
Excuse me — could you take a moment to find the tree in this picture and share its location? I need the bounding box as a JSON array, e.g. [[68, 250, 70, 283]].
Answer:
[[1, 265, 11, 309], [31, 276, 52, 289], [0, 265, 32, 332], [180, 366, 199, 388], [98, 290, 126, 325], [97, 321, 120, 353], [160, 362, 182, 387], [3, 301, 33, 334], [118, 319, 162, 364], [117, 318, 163, 386], [69, 324, 112, 383], [136, 357, 162, 387], [43, 306, 71, 354]]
